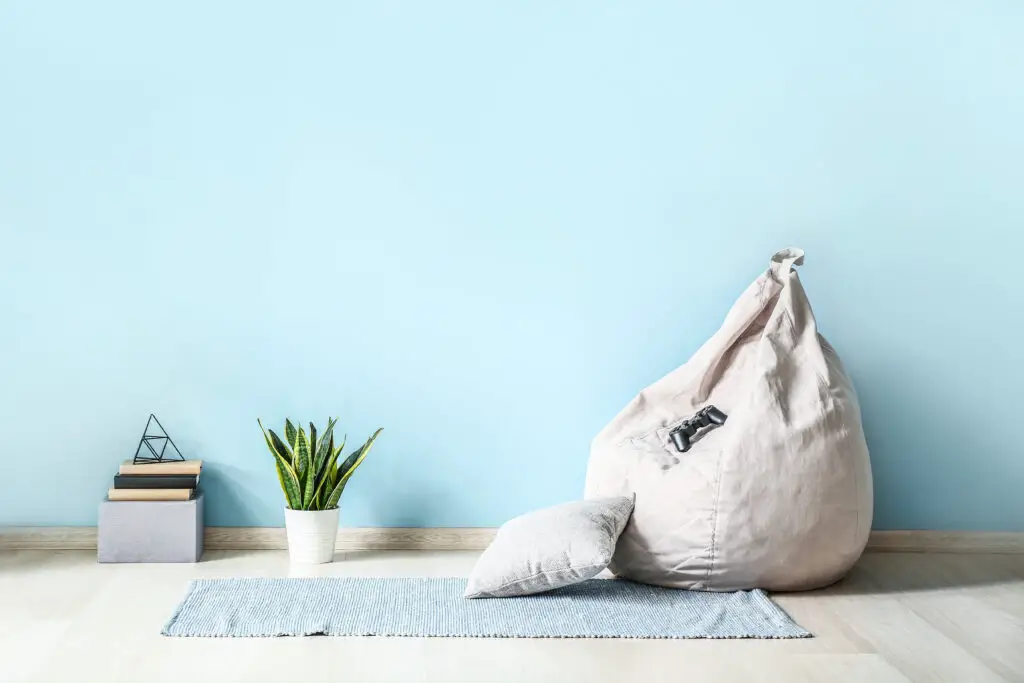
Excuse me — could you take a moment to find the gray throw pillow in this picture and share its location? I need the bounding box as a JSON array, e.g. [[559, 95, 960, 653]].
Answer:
[[464, 496, 634, 598]]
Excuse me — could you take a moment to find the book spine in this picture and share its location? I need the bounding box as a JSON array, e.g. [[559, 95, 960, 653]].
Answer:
[[107, 488, 194, 501], [113, 474, 198, 489], [118, 460, 203, 476]]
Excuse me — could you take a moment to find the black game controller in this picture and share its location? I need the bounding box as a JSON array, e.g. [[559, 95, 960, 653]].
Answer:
[[668, 405, 728, 453]]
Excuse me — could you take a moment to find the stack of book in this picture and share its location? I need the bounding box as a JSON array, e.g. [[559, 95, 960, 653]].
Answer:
[[107, 459, 203, 501]]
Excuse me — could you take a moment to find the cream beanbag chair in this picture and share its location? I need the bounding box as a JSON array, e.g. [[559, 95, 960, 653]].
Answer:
[[584, 248, 872, 592]]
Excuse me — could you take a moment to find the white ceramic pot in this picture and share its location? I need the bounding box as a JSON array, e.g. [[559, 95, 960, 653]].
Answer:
[[284, 507, 339, 563]]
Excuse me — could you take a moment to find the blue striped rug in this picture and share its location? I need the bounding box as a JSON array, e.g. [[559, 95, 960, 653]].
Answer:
[[162, 577, 809, 639]]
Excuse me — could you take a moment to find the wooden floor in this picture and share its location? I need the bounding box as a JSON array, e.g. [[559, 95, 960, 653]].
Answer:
[[1, 550, 1022, 682]]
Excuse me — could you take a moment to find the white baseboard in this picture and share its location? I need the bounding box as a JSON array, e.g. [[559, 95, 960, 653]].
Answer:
[[1, 527, 1021, 553], [0, 527, 98, 550], [865, 530, 1024, 554], [204, 526, 498, 551], [0, 526, 498, 552]]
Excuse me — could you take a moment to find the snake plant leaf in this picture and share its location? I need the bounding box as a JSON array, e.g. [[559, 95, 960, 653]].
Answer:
[[326, 451, 341, 496], [310, 472, 329, 510], [269, 429, 293, 463], [301, 459, 316, 507], [258, 420, 293, 461], [310, 436, 337, 510], [285, 419, 298, 450], [312, 418, 337, 481], [257, 419, 277, 456], [324, 427, 381, 509], [337, 428, 383, 483], [321, 431, 334, 479], [309, 422, 318, 465], [301, 476, 316, 509], [295, 427, 311, 482], [313, 440, 341, 502], [336, 451, 358, 484], [324, 476, 348, 510], [273, 451, 302, 509], [311, 431, 334, 507], [302, 422, 319, 509]]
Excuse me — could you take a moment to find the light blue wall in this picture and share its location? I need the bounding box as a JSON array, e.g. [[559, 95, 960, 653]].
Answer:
[[2, 1, 1021, 530]]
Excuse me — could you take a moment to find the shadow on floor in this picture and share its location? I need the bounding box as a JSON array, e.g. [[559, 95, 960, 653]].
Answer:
[[789, 552, 1024, 597]]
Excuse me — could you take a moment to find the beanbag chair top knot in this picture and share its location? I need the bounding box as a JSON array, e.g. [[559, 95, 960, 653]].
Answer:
[[584, 248, 872, 592]]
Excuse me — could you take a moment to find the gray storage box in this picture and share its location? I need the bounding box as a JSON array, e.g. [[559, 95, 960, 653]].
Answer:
[[98, 493, 204, 563]]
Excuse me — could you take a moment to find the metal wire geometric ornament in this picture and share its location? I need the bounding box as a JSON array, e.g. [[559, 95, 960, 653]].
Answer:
[[132, 413, 186, 464]]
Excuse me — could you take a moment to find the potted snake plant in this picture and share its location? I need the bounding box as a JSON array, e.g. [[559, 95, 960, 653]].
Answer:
[[258, 417, 382, 563]]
